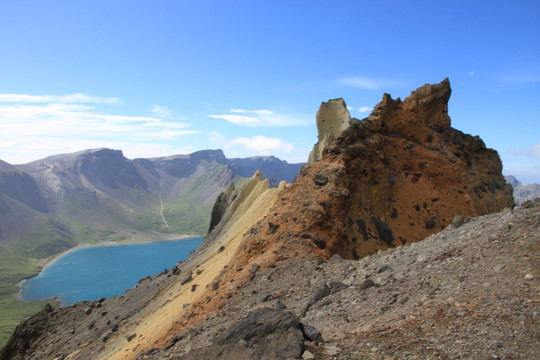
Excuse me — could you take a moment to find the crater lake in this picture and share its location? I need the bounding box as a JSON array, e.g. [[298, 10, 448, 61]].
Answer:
[[20, 237, 202, 306]]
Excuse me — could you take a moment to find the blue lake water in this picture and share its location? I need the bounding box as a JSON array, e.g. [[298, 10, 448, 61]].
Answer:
[[20, 237, 202, 306]]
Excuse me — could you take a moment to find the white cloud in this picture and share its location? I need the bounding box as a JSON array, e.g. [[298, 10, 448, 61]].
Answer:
[[469, 71, 475, 76], [532, 143, 540, 158], [229, 136, 294, 155], [0, 93, 120, 104], [508, 142, 540, 158], [208, 131, 296, 157], [337, 76, 404, 90], [0, 93, 199, 163], [208, 130, 227, 147], [151, 104, 173, 118], [207, 114, 261, 125], [358, 106, 373, 113], [209, 108, 306, 127]]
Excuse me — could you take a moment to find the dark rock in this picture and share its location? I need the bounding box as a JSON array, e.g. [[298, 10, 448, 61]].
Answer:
[[328, 281, 348, 294], [217, 245, 225, 253], [261, 294, 272, 302], [313, 174, 328, 186], [302, 283, 331, 315], [85, 307, 92, 315], [301, 323, 324, 343], [313, 236, 326, 249], [126, 334, 137, 342], [191, 284, 197, 292], [355, 219, 368, 241], [180, 272, 192, 285], [425, 218, 436, 229], [268, 222, 279, 234], [208, 182, 236, 233], [102, 333, 111, 343], [371, 217, 394, 244], [250, 263, 260, 274], [273, 300, 287, 310], [178, 308, 304, 360]]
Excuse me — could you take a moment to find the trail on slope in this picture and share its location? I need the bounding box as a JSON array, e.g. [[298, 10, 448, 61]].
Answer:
[[159, 182, 169, 228]]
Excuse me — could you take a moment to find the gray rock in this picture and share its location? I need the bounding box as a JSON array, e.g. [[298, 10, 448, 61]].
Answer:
[[302, 283, 331, 316], [313, 174, 328, 186], [180, 308, 303, 360], [453, 214, 465, 227], [250, 263, 260, 274], [273, 299, 287, 310], [330, 253, 343, 261], [301, 323, 323, 343], [179, 272, 192, 285], [359, 278, 376, 291], [328, 281, 348, 294]]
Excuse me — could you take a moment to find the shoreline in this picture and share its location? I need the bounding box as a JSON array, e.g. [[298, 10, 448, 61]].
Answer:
[[16, 232, 201, 302]]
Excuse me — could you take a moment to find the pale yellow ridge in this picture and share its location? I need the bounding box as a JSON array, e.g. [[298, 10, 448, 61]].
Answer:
[[84, 174, 284, 360]]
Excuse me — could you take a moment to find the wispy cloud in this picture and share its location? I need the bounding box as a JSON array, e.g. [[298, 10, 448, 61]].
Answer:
[[0, 93, 199, 163], [229, 136, 294, 154], [207, 114, 262, 125], [0, 93, 120, 104], [151, 104, 173, 118], [230, 108, 275, 115], [208, 131, 305, 162], [500, 74, 540, 84], [358, 106, 373, 113], [208, 108, 306, 127], [510, 142, 540, 158], [337, 76, 404, 90]]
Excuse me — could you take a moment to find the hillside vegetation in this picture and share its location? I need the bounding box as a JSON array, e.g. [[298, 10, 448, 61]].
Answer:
[[0, 149, 303, 347]]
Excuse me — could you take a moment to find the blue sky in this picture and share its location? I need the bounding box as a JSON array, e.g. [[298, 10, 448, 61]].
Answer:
[[0, 1, 539, 183]]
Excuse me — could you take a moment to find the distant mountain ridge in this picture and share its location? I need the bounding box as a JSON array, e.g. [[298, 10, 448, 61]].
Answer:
[[0, 148, 304, 255], [504, 175, 540, 205]]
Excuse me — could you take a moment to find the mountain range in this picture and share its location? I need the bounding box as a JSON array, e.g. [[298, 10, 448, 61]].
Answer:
[[1, 78, 539, 358], [0, 148, 303, 251], [0, 148, 303, 346], [3, 79, 537, 360], [504, 175, 540, 205]]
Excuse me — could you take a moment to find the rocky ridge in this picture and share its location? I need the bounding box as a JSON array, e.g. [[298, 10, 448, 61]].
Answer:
[[1, 79, 528, 360]]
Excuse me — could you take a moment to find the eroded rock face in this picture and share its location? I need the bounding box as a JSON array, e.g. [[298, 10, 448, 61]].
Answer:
[[308, 98, 351, 163], [0, 79, 518, 360], [240, 78, 514, 260]]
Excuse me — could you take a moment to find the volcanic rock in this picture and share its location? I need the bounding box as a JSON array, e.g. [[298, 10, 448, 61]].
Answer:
[[0, 79, 522, 360]]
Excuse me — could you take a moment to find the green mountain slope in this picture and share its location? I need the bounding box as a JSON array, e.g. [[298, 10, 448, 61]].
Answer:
[[0, 148, 303, 346]]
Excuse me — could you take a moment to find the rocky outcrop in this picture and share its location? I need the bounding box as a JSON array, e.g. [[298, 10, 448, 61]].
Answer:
[[208, 182, 236, 233], [308, 98, 351, 163], [237, 78, 514, 262], [1, 79, 520, 360]]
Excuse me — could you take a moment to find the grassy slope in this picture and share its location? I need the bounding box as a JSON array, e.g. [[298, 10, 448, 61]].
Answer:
[[0, 171, 247, 347], [0, 245, 56, 347]]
